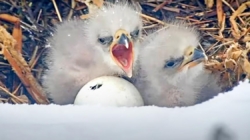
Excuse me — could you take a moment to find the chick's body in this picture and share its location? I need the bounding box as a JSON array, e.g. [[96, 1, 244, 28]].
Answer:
[[42, 3, 142, 105], [134, 23, 222, 107]]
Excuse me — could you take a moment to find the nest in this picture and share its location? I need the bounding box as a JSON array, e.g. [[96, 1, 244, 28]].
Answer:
[[0, 0, 249, 104]]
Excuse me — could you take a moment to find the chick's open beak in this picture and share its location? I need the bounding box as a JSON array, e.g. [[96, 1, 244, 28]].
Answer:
[[110, 29, 134, 77], [178, 48, 205, 71]]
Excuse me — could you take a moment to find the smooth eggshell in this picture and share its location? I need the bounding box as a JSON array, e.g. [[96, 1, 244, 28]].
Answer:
[[74, 76, 144, 107]]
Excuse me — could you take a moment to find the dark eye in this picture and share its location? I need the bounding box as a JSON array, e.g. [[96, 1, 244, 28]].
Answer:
[[164, 57, 184, 68], [98, 36, 113, 45], [130, 29, 140, 38], [164, 61, 175, 68]]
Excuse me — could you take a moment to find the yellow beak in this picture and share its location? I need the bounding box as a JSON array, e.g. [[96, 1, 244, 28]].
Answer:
[[109, 29, 134, 78], [178, 47, 205, 71]]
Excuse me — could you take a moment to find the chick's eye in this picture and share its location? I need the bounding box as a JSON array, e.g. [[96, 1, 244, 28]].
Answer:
[[98, 36, 113, 45], [164, 61, 175, 68], [130, 29, 139, 37], [164, 57, 184, 68]]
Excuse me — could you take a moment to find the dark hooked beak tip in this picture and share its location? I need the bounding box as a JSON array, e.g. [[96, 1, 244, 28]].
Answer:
[[178, 48, 205, 71], [192, 49, 205, 61], [118, 33, 130, 46]]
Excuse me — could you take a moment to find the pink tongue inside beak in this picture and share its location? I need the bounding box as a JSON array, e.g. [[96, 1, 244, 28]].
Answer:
[[112, 43, 132, 69]]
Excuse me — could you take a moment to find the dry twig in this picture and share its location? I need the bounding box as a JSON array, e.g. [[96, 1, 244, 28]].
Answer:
[[0, 26, 49, 104]]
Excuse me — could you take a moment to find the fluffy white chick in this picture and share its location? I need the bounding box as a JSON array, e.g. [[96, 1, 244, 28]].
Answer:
[[42, 3, 142, 105], [133, 22, 222, 107]]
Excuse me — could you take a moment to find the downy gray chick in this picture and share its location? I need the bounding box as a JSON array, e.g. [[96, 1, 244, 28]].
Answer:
[[42, 3, 142, 105], [133, 22, 222, 107]]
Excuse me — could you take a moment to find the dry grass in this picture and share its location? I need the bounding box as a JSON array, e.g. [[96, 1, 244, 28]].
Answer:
[[0, 0, 249, 104]]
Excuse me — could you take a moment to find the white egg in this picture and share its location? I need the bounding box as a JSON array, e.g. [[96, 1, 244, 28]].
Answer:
[[74, 76, 144, 107]]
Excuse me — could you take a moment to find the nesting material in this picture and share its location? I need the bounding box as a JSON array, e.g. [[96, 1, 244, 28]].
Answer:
[[74, 76, 144, 107], [205, 42, 250, 90]]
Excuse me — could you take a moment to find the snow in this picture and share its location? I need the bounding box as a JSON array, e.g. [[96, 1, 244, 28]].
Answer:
[[0, 80, 250, 140]]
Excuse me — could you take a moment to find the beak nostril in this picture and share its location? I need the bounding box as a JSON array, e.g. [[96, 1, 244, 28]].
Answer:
[[189, 51, 193, 56], [116, 36, 120, 39]]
